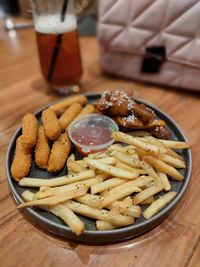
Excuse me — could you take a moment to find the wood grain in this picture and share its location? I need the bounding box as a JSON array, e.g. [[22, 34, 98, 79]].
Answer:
[[1, 18, 200, 267]]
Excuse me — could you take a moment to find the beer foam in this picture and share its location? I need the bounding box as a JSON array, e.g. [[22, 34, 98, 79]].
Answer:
[[35, 14, 77, 34]]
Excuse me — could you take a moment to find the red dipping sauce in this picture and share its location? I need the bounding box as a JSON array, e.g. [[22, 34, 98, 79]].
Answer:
[[68, 114, 119, 156]]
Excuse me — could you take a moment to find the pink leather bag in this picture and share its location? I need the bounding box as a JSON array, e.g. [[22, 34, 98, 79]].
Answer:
[[98, 0, 200, 91]]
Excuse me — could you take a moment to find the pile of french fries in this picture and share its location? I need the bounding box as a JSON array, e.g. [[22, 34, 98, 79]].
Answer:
[[18, 130, 190, 236]]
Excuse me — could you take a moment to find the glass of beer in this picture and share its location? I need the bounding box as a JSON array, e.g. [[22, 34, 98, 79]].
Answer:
[[31, 0, 83, 94]]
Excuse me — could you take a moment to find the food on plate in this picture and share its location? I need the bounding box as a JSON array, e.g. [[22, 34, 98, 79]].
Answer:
[[11, 136, 32, 181], [35, 126, 50, 169], [42, 109, 61, 140], [59, 103, 82, 131], [94, 90, 171, 139], [9, 92, 191, 237], [22, 113, 38, 149], [49, 95, 87, 115]]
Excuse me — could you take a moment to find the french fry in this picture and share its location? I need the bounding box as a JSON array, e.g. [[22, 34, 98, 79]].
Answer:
[[99, 186, 141, 209], [127, 131, 151, 137], [108, 197, 132, 216], [109, 176, 154, 193], [34, 177, 102, 199], [49, 95, 87, 115], [158, 139, 190, 149], [74, 160, 89, 169], [96, 221, 119, 230], [108, 202, 142, 218], [75, 194, 103, 208], [111, 131, 159, 154], [19, 170, 95, 187], [65, 201, 134, 226], [59, 103, 82, 131], [88, 151, 109, 159], [21, 190, 84, 236], [67, 157, 86, 173], [158, 172, 171, 191], [18, 186, 88, 208], [91, 178, 126, 195], [140, 196, 154, 205], [95, 157, 117, 165], [158, 154, 186, 169], [84, 158, 140, 179], [115, 162, 146, 174], [143, 156, 184, 181], [133, 184, 163, 205], [143, 191, 177, 219]]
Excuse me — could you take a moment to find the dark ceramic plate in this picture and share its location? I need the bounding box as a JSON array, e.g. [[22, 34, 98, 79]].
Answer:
[[6, 94, 192, 243]]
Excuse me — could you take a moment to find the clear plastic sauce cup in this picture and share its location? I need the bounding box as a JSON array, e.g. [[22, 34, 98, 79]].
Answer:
[[68, 114, 119, 156]]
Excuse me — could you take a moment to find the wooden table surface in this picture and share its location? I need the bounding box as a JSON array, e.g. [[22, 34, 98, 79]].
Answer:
[[1, 20, 200, 267]]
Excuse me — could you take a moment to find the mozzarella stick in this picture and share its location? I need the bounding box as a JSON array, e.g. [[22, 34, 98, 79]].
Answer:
[[42, 109, 61, 140], [48, 132, 71, 172], [35, 126, 50, 169], [11, 136, 32, 181], [76, 104, 95, 118], [49, 95, 87, 115], [22, 113, 38, 149], [59, 103, 82, 131]]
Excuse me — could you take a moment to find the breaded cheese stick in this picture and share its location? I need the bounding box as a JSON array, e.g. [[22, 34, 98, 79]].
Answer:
[[35, 126, 50, 169], [47, 132, 71, 172], [22, 113, 38, 149], [11, 136, 32, 181], [42, 109, 61, 140], [59, 103, 82, 131], [76, 104, 95, 118], [49, 95, 87, 115]]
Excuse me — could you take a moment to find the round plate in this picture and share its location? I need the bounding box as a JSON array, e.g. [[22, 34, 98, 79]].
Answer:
[[6, 94, 192, 243]]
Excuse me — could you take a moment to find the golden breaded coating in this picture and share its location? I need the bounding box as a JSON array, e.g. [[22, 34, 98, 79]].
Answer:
[[76, 104, 95, 118], [35, 126, 50, 169], [22, 113, 38, 149], [11, 136, 32, 181], [42, 109, 61, 140], [47, 133, 71, 172], [59, 103, 82, 131], [49, 95, 87, 115]]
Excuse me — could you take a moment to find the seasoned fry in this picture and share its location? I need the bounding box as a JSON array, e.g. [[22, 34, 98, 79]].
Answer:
[[140, 196, 154, 205], [18, 186, 88, 208], [95, 157, 117, 165], [109, 176, 154, 193], [91, 178, 125, 195], [99, 186, 141, 209], [49, 95, 87, 115], [158, 154, 186, 169], [158, 172, 171, 191], [48, 133, 71, 172], [19, 169, 95, 187], [111, 131, 159, 154], [133, 184, 163, 205], [11, 136, 32, 181], [143, 156, 184, 181], [84, 158, 140, 179], [22, 190, 84, 236], [59, 103, 82, 131], [76, 104, 95, 118], [67, 157, 86, 173], [22, 113, 38, 149], [109, 203, 141, 218], [96, 221, 120, 230], [108, 197, 132, 216], [75, 194, 103, 208], [115, 162, 146, 174], [158, 139, 190, 149], [65, 201, 134, 226], [35, 126, 50, 169], [42, 109, 61, 140], [143, 191, 177, 219], [34, 177, 102, 199], [128, 131, 151, 137]]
